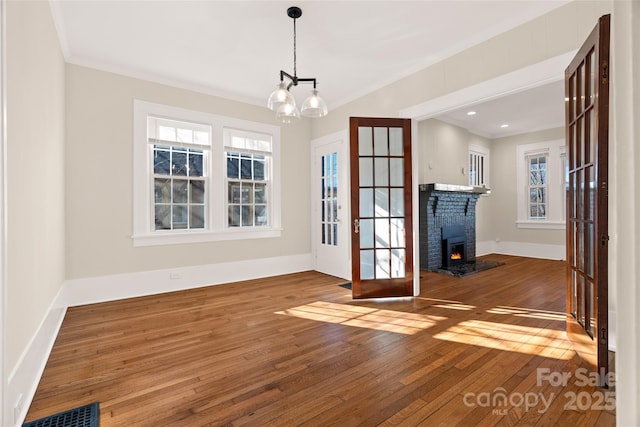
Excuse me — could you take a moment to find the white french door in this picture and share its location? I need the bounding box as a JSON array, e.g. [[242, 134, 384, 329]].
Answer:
[[311, 132, 351, 280]]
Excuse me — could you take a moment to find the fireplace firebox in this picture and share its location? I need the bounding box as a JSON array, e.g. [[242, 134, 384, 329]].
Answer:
[[442, 224, 466, 268]]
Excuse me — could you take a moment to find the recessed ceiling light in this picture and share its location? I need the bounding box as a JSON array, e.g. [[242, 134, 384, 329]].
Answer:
[[466, 111, 476, 116], [500, 124, 509, 128]]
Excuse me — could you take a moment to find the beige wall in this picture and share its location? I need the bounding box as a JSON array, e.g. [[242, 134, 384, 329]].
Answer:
[[488, 127, 566, 245], [417, 119, 475, 186], [6, 1, 66, 371], [65, 65, 311, 279]]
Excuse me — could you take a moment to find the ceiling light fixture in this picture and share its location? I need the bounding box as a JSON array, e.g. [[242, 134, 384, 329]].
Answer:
[[500, 124, 509, 128], [466, 111, 477, 116], [267, 6, 328, 123]]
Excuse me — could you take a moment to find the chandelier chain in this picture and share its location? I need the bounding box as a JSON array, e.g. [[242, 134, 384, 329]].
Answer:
[[293, 17, 297, 78]]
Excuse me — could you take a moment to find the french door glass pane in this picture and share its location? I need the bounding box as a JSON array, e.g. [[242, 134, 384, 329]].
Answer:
[[389, 128, 403, 156], [391, 249, 405, 278], [376, 249, 390, 279], [359, 158, 373, 187], [361, 250, 374, 279], [375, 218, 390, 248], [390, 158, 403, 186], [390, 189, 404, 217], [391, 219, 405, 247], [374, 127, 388, 155], [375, 189, 389, 217], [359, 219, 374, 248], [360, 189, 373, 217], [358, 127, 372, 155], [587, 223, 594, 278], [374, 158, 389, 186]]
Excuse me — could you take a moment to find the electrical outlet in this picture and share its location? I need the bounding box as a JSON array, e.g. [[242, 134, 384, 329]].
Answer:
[[170, 272, 182, 280]]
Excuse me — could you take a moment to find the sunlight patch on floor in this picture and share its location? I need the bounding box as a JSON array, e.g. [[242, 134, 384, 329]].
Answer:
[[275, 301, 447, 335], [416, 297, 477, 311], [487, 305, 566, 321], [433, 319, 573, 359]]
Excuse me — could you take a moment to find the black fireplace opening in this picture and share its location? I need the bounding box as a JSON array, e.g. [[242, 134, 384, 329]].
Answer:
[[442, 225, 466, 269]]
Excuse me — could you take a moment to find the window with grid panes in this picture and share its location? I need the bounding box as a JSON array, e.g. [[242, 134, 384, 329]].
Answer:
[[527, 153, 548, 219], [468, 145, 489, 188], [150, 117, 209, 230], [515, 139, 565, 230], [224, 129, 272, 228], [469, 151, 485, 186]]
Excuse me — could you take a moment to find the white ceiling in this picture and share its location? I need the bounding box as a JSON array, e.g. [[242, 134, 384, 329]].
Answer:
[[50, 0, 570, 134], [436, 79, 566, 139]]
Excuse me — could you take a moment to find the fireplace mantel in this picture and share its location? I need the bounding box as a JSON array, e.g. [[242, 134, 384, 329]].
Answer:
[[419, 183, 490, 194]]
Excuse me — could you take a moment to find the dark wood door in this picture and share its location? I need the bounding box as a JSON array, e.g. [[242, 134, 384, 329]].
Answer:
[[565, 14, 610, 379], [349, 117, 413, 299]]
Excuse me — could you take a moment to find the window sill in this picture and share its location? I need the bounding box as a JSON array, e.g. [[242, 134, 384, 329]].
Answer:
[[516, 220, 565, 230], [132, 227, 283, 247]]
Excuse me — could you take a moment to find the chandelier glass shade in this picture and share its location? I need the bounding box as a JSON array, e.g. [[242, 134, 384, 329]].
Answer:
[[267, 7, 328, 123]]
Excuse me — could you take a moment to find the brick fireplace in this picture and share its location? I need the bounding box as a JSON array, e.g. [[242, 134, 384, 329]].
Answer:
[[419, 183, 486, 271]]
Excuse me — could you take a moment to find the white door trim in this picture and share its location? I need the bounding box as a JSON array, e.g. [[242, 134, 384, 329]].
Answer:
[[310, 130, 351, 281]]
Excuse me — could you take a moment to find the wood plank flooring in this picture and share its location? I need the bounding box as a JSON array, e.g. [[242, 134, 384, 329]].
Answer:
[[25, 255, 615, 426]]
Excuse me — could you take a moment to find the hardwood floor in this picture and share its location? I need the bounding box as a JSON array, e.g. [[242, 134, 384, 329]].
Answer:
[[25, 255, 615, 426]]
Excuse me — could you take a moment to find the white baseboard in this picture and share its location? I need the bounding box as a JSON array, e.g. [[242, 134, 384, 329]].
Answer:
[[7, 296, 67, 427], [476, 240, 565, 260], [58, 252, 313, 308], [8, 253, 311, 426]]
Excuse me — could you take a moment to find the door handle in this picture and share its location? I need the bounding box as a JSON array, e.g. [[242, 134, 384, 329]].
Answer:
[[354, 219, 359, 234]]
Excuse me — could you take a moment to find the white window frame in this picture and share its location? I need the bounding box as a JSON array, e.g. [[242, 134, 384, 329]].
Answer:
[[516, 139, 565, 229], [468, 144, 490, 188], [133, 100, 281, 246], [223, 128, 273, 229]]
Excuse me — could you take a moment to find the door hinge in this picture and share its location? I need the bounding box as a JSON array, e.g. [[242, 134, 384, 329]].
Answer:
[[602, 60, 609, 85], [600, 234, 609, 247]]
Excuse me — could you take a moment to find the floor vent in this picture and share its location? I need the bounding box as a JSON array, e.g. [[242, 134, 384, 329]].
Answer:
[[23, 402, 99, 427]]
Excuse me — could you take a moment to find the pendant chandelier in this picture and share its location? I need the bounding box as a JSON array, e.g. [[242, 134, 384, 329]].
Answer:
[[267, 6, 328, 123]]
